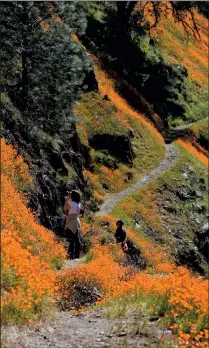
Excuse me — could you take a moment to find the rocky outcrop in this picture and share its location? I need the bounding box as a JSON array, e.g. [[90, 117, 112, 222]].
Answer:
[[1, 102, 92, 236], [195, 222, 209, 261], [88, 133, 135, 165], [175, 239, 205, 275]]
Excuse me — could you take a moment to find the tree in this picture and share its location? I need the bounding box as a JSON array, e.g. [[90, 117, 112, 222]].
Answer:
[[114, 1, 201, 37], [1, 1, 92, 135], [84, 1, 204, 127]]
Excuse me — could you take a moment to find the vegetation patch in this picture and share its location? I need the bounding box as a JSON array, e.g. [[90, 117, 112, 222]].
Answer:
[[76, 88, 164, 198], [1, 139, 66, 324], [55, 216, 208, 347], [113, 142, 208, 275]]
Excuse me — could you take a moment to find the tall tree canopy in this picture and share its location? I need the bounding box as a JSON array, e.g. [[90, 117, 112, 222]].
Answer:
[[1, 1, 92, 135]]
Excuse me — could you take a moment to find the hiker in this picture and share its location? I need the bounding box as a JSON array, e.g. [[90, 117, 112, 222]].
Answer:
[[64, 190, 82, 259], [115, 220, 126, 244], [126, 238, 140, 257]]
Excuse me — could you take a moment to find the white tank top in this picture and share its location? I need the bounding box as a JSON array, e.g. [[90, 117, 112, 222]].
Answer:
[[67, 200, 80, 215]]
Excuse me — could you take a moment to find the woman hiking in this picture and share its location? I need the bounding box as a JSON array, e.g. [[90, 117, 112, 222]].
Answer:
[[64, 190, 82, 259]]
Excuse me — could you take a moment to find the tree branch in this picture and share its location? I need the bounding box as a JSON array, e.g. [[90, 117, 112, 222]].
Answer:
[[170, 2, 200, 40]]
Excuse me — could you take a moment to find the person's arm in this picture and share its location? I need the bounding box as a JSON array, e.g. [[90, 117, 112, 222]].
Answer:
[[64, 196, 71, 212]]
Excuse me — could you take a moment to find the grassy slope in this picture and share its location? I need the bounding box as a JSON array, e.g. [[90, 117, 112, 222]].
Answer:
[[152, 9, 208, 90], [75, 61, 165, 200], [188, 118, 208, 151], [112, 141, 208, 271], [136, 3, 208, 128]]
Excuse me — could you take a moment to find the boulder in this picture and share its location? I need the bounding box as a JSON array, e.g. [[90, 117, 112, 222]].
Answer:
[[175, 239, 205, 275], [195, 222, 209, 261], [88, 133, 135, 165]]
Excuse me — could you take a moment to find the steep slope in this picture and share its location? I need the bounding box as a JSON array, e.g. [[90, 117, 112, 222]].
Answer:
[[1, 94, 94, 235], [83, 3, 208, 128], [112, 140, 208, 274], [75, 56, 165, 204], [2, 3, 208, 348], [1, 139, 66, 324]]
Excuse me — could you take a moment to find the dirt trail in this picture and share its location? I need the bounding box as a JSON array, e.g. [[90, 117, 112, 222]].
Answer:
[[96, 143, 178, 216], [173, 117, 208, 131], [2, 308, 166, 348]]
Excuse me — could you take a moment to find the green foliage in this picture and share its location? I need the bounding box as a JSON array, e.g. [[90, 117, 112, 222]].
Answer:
[[76, 92, 127, 139], [1, 1, 92, 135], [84, 1, 207, 127], [168, 80, 208, 127], [99, 232, 115, 246]]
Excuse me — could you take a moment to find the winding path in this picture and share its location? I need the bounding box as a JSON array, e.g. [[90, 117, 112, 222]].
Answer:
[[96, 143, 179, 216], [2, 145, 179, 348], [172, 117, 208, 131]]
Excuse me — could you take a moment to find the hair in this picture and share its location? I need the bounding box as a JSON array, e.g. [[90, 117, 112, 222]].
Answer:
[[71, 190, 81, 204], [116, 220, 124, 226]]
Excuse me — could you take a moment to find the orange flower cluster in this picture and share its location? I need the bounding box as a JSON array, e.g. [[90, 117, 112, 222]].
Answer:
[[99, 166, 125, 192], [72, 33, 79, 41], [120, 189, 163, 232], [93, 190, 104, 202], [1, 139, 66, 323], [51, 14, 64, 25], [92, 54, 164, 143], [56, 241, 128, 308], [1, 138, 33, 192], [137, 2, 208, 88], [177, 139, 208, 167], [57, 216, 208, 346]]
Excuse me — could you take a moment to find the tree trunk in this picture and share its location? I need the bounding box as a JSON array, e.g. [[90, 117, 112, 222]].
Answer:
[[21, 2, 29, 111]]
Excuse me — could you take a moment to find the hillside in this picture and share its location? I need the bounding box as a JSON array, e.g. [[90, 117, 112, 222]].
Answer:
[[83, 2, 208, 129], [1, 2, 208, 348]]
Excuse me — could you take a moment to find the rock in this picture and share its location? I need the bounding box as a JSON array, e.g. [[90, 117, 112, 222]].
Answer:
[[182, 172, 188, 179], [103, 94, 110, 101], [96, 338, 102, 342], [164, 205, 177, 213], [187, 165, 195, 173], [195, 204, 205, 213], [88, 133, 135, 165], [195, 190, 202, 198], [117, 332, 127, 337], [2, 107, 93, 236], [176, 189, 192, 200], [195, 222, 209, 262], [175, 240, 205, 275], [198, 222, 209, 234], [100, 221, 110, 227], [102, 183, 109, 190], [199, 177, 205, 184]]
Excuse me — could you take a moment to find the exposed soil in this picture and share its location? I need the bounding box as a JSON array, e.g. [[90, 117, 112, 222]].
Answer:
[[2, 306, 169, 348]]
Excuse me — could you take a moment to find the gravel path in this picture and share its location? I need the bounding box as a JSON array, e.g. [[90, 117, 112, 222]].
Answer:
[[96, 143, 179, 216], [2, 308, 167, 348], [172, 117, 208, 131]]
